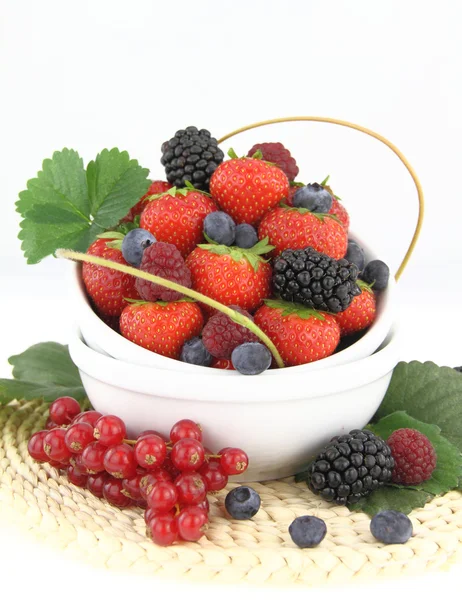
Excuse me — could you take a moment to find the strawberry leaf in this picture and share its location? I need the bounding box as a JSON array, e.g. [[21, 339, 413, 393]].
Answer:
[[0, 342, 86, 405], [373, 361, 462, 454], [264, 299, 326, 320], [17, 148, 150, 264], [369, 411, 462, 496], [198, 239, 274, 273]]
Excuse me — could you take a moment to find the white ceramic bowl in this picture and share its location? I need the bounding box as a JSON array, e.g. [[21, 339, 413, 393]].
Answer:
[[70, 233, 394, 375], [69, 326, 400, 482]]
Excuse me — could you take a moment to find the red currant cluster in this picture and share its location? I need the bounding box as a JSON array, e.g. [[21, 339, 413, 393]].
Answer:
[[27, 396, 249, 546]]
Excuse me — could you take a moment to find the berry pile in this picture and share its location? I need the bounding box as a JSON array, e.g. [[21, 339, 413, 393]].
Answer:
[[28, 397, 249, 546], [81, 128, 391, 375]]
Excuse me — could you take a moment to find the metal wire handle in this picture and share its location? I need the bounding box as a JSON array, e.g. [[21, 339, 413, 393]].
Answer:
[[218, 116, 424, 281]]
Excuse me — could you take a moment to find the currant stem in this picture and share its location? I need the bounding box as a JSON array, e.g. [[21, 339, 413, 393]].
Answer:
[[56, 249, 285, 368], [123, 439, 136, 445]]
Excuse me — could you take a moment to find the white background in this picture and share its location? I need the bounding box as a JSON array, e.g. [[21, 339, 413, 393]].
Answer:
[[1, 0, 461, 598]]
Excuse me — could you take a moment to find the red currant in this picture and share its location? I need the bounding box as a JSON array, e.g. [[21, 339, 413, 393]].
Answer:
[[171, 439, 205, 472], [208, 447, 230, 462], [67, 464, 88, 487], [72, 410, 103, 427], [174, 472, 207, 505], [220, 448, 249, 475], [43, 429, 73, 463], [28, 430, 49, 462], [144, 506, 175, 525], [122, 473, 144, 501], [176, 506, 208, 542], [45, 417, 58, 430], [103, 477, 133, 507], [162, 454, 181, 479], [49, 396, 81, 425], [87, 472, 109, 498], [196, 498, 210, 513], [137, 499, 148, 509], [64, 422, 94, 454], [140, 470, 173, 499], [48, 460, 66, 469], [148, 514, 178, 546], [170, 419, 202, 444], [81, 441, 106, 473], [69, 453, 85, 470], [94, 415, 126, 447], [134, 435, 167, 470], [146, 481, 178, 513], [139, 430, 168, 442], [103, 444, 137, 479], [199, 461, 228, 491]]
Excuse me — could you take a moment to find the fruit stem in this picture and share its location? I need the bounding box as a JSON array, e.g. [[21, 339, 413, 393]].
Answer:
[[123, 439, 136, 445], [56, 249, 285, 368]]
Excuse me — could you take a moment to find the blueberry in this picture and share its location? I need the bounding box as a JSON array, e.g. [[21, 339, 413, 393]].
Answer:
[[204, 211, 236, 246], [345, 240, 366, 272], [362, 259, 390, 290], [231, 342, 271, 375], [370, 510, 413, 544], [234, 223, 258, 249], [293, 183, 333, 213], [180, 337, 212, 367], [289, 515, 327, 548], [225, 486, 261, 520], [121, 228, 156, 267]]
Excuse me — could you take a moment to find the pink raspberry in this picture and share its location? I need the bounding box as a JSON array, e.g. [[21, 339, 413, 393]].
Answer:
[[136, 242, 192, 302], [247, 142, 299, 181], [387, 428, 437, 485], [202, 307, 259, 359]]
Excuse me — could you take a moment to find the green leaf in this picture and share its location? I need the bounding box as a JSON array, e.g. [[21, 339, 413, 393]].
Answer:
[[374, 361, 462, 453], [249, 236, 274, 256], [197, 240, 273, 272], [17, 148, 151, 264], [227, 148, 239, 159], [0, 342, 86, 404], [264, 299, 326, 320], [320, 175, 330, 186], [86, 148, 150, 228], [353, 486, 433, 516], [369, 411, 462, 496]]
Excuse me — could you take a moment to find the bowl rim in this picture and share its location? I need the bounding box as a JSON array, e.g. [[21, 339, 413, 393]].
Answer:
[[70, 231, 395, 376], [69, 325, 400, 404]]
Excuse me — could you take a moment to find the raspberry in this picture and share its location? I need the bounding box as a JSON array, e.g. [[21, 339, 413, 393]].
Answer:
[[202, 306, 258, 359], [135, 242, 192, 302], [387, 428, 437, 485], [247, 142, 299, 181]]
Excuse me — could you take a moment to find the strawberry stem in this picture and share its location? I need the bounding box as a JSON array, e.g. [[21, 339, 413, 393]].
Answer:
[[56, 249, 285, 369]]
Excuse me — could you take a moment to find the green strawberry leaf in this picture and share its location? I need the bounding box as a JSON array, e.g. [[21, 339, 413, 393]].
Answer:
[[0, 342, 86, 404], [264, 299, 326, 320], [198, 236, 274, 272], [320, 175, 330, 186], [369, 411, 462, 496], [353, 486, 433, 517], [114, 215, 141, 234], [373, 361, 462, 454], [17, 148, 151, 264]]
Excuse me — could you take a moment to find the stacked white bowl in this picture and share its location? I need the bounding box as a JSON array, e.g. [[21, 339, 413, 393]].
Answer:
[[68, 233, 399, 481]]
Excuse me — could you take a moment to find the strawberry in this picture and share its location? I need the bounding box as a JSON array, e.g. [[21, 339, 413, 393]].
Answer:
[[185, 238, 273, 313], [122, 180, 172, 222], [335, 283, 376, 335], [254, 300, 340, 366], [119, 300, 204, 359], [258, 206, 347, 258], [140, 187, 217, 257], [82, 238, 140, 317], [323, 181, 349, 230], [209, 154, 289, 225]]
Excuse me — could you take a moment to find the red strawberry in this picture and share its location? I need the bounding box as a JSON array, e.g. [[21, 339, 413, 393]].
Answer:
[[122, 181, 172, 222], [209, 155, 289, 225], [258, 206, 347, 259], [185, 239, 273, 313], [119, 301, 204, 359], [323, 182, 350, 230], [82, 238, 140, 317], [140, 188, 217, 257], [335, 284, 376, 335], [254, 300, 340, 366]]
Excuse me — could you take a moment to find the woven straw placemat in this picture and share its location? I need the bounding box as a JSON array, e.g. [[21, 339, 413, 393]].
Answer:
[[1, 399, 461, 586]]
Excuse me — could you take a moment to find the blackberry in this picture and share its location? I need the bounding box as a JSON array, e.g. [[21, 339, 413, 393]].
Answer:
[[304, 429, 395, 505], [160, 126, 224, 191], [272, 247, 361, 314]]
